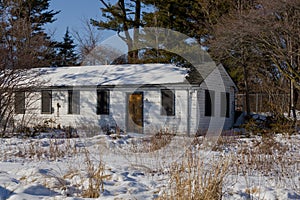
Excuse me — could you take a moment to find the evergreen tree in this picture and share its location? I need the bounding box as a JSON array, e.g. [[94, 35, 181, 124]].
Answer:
[[55, 28, 79, 66], [91, 0, 142, 63], [143, 0, 233, 44], [0, 0, 59, 69]]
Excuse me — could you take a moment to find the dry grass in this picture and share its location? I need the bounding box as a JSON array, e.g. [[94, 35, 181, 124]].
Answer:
[[234, 134, 294, 175], [27, 147, 110, 198], [230, 134, 300, 197], [148, 129, 175, 152], [159, 133, 300, 199], [227, 134, 297, 198], [157, 149, 231, 200], [81, 149, 110, 198], [6, 139, 81, 161], [128, 128, 175, 153]]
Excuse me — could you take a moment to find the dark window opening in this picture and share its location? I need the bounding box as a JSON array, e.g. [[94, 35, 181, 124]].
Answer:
[[41, 90, 52, 114], [205, 90, 215, 116], [161, 89, 175, 116], [15, 91, 25, 114], [221, 92, 230, 118], [97, 90, 109, 115], [68, 90, 80, 114]]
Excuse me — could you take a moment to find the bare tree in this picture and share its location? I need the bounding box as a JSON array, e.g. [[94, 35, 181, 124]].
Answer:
[[73, 18, 122, 65], [254, 0, 300, 121], [209, 0, 262, 116], [0, 70, 40, 135], [73, 18, 103, 63], [209, 0, 300, 120]]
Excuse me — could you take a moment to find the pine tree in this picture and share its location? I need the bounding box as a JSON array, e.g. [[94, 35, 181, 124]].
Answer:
[[143, 0, 233, 43], [91, 0, 142, 63], [0, 0, 59, 69], [55, 28, 79, 66]]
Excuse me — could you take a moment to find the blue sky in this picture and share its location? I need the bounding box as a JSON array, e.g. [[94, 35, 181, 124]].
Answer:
[[45, 0, 104, 42]]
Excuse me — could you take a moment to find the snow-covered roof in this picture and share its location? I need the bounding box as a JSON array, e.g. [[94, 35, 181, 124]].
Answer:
[[35, 64, 189, 87]]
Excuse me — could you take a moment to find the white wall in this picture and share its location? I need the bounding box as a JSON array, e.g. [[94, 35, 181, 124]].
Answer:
[[16, 88, 192, 135], [197, 65, 236, 132], [143, 90, 189, 135]]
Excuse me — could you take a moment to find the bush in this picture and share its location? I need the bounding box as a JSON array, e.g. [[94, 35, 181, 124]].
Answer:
[[242, 114, 295, 135]]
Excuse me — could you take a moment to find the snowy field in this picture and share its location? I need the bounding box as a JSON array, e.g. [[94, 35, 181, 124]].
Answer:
[[0, 132, 299, 200]]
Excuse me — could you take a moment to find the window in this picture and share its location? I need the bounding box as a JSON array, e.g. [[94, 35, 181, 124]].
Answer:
[[205, 90, 214, 116], [15, 91, 25, 114], [97, 89, 109, 115], [41, 90, 52, 114], [161, 89, 175, 116], [221, 92, 230, 118], [68, 90, 80, 114]]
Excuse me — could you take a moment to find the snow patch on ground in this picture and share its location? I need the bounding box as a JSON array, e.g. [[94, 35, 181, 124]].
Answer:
[[0, 133, 299, 199]]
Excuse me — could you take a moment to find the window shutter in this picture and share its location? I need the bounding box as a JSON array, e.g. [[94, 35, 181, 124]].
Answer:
[[97, 90, 110, 115], [161, 89, 175, 116], [41, 90, 52, 114], [205, 90, 214, 117], [68, 90, 80, 114], [15, 91, 25, 114]]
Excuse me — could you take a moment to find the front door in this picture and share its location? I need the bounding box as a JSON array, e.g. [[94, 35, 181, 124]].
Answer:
[[127, 92, 143, 133]]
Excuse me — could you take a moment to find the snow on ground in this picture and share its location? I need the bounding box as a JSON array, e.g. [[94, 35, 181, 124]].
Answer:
[[0, 133, 299, 200]]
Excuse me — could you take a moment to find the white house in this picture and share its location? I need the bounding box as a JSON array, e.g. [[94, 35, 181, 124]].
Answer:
[[14, 63, 237, 135]]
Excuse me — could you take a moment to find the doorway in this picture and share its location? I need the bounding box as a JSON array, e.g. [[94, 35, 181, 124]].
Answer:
[[127, 92, 143, 133]]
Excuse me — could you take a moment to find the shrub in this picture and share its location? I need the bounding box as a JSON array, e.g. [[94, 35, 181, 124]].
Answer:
[[242, 114, 295, 135]]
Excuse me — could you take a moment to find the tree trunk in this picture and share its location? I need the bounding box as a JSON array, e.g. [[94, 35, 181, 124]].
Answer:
[[243, 64, 251, 116], [132, 0, 141, 63]]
